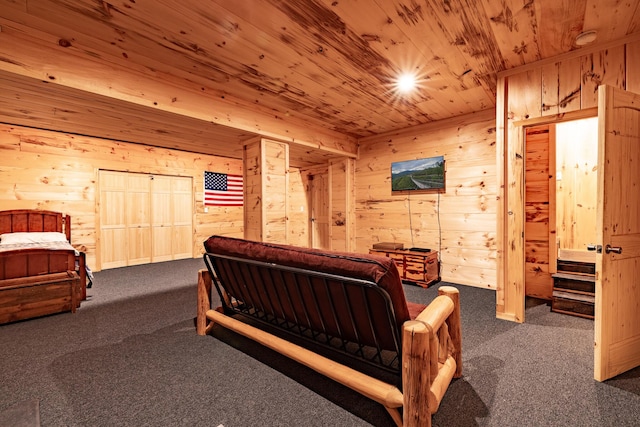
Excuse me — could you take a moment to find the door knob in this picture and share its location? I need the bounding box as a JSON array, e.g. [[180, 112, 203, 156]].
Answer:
[[605, 245, 622, 254], [587, 244, 602, 253]]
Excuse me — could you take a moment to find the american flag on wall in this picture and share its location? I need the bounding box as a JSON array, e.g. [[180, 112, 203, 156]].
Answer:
[[204, 171, 244, 206]]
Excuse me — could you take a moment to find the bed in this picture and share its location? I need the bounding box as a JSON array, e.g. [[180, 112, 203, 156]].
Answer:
[[0, 210, 89, 324]]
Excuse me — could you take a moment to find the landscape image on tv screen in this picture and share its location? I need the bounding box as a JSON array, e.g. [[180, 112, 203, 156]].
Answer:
[[391, 155, 445, 191]]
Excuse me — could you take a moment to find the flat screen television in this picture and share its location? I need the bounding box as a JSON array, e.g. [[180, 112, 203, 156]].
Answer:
[[391, 155, 445, 192]]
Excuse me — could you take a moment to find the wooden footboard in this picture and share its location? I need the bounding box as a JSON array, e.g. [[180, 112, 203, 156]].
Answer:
[[0, 209, 87, 300], [0, 248, 82, 324], [0, 271, 80, 324], [197, 269, 462, 427]]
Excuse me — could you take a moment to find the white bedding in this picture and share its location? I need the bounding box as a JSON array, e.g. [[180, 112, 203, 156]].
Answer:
[[0, 231, 68, 245], [0, 234, 94, 285], [0, 240, 77, 253]]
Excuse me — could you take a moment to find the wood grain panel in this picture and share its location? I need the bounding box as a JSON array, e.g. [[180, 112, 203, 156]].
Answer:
[[626, 40, 640, 94], [583, 0, 639, 43], [480, 0, 541, 68], [0, 16, 357, 158], [542, 56, 582, 115], [1, 123, 243, 271], [439, 263, 496, 289], [524, 125, 552, 299], [356, 110, 496, 288], [243, 141, 262, 242], [507, 69, 542, 121], [536, 0, 588, 58], [125, 173, 152, 266], [1, 0, 638, 151], [580, 45, 626, 109], [263, 140, 289, 243], [99, 170, 129, 269], [330, 159, 348, 251], [287, 169, 308, 248]]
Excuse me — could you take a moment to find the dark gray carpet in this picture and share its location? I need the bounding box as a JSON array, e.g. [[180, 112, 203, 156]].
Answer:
[[0, 258, 638, 426], [0, 399, 40, 427]]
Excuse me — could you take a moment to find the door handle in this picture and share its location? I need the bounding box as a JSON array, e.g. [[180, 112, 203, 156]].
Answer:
[[605, 245, 622, 254]]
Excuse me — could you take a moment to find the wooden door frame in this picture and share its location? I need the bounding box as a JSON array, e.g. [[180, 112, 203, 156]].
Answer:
[[497, 108, 597, 322]]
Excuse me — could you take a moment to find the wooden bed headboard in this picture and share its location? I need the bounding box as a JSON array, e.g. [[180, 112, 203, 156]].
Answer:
[[0, 210, 71, 242]]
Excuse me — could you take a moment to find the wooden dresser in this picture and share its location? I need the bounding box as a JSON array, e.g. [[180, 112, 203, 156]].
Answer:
[[369, 248, 440, 288]]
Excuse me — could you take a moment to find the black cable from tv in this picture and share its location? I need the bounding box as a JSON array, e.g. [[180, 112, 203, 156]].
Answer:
[[408, 191, 415, 247]]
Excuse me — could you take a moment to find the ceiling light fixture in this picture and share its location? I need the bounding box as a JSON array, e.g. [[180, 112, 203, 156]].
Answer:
[[396, 73, 417, 94], [575, 30, 597, 46]]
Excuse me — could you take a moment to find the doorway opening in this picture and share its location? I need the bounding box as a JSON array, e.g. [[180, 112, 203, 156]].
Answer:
[[524, 116, 598, 318], [307, 168, 330, 250]]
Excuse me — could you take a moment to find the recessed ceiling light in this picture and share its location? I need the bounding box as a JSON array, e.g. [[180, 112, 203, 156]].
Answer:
[[576, 30, 597, 46], [396, 73, 417, 93]]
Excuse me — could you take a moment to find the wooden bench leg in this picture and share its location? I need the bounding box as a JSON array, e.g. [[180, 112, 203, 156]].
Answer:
[[197, 269, 212, 335]]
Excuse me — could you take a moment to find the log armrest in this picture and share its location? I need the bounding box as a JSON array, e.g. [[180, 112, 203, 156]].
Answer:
[[402, 286, 462, 426]]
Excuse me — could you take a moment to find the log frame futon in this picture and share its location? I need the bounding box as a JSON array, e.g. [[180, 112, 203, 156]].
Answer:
[[196, 235, 462, 426]]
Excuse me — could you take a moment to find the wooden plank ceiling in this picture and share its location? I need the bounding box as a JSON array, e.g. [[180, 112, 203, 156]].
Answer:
[[1, 0, 639, 166]]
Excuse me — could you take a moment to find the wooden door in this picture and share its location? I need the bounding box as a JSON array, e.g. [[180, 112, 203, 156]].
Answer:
[[99, 170, 128, 269], [151, 175, 173, 263], [310, 171, 330, 249], [126, 173, 152, 266], [151, 175, 193, 262], [99, 171, 193, 270], [171, 176, 194, 259], [594, 85, 640, 381]]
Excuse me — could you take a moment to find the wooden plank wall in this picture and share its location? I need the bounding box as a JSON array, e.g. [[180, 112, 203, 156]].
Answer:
[[0, 123, 244, 271], [497, 37, 640, 321], [330, 158, 355, 252], [243, 138, 299, 244], [357, 110, 497, 289], [243, 139, 262, 242], [262, 139, 289, 243], [524, 125, 554, 300]]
